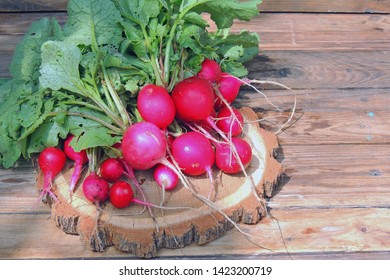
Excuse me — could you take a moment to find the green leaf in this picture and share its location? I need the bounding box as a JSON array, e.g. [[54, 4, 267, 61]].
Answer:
[[0, 80, 33, 167], [213, 31, 260, 63], [26, 113, 69, 155], [70, 128, 121, 152], [18, 94, 44, 128], [64, 0, 123, 48], [39, 40, 84, 94], [10, 17, 62, 81], [220, 60, 248, 77], [66, 106, 119, 151], [182, 12, 209, 28], [114, 0, 161, 26], [194, 0, 261, 29]]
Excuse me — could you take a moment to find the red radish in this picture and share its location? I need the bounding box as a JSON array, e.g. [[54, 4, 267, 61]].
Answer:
[[216, 106, 244, 137], [215, 137, 252, 174], [197, 58, 222, 84], [171, 132, 215, 176], [99, 158, 124, 182], [37, 147, 67, 202], [109, 180, 134, 208], [109, 180, 159, 209], [137, 84, 176, 129], [64, 135, 88, 194], [154, 163, 179, 191], [82, 172, 110, 204], [171, 76, 214, 122], [214, 72, 242, 109], [121, 121, 167, 170]]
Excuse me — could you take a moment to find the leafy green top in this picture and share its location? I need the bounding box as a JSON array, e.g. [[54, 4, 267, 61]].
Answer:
[[0, 0, 261, 168]]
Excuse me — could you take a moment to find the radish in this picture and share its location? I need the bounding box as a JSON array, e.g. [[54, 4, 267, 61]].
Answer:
[[214, 72, 242, 109], [216, 106, 244, 137], [121, 121, 167, 170], [82, 172, 110, 205], [99, 158, 124, 183], [171, 132, 215, 177], [153, 163, 179, 191], [137, 84, 176, 129], [109, 180, 161, 209], [37, 147, 67, 202], [215, 137, 252, 174], [197, 58, 222, 84], [171, 76, 214, 122], [64, 135, 88, 194]]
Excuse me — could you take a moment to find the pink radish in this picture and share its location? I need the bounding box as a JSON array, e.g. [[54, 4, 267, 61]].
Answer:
[[82, 172, 110, 204], [154, 163, 179, 191], [171, 76, 214, 122], [197, 58, 222, 84], [109, 180, 160, 209], [216, 106, 244, 137], [121, 121, 167, 170], [215, 137, 252, 174], [99, 158, 124, 183], [37, 147, 67, 202], [137, 84, 176, 129], [64, 135, 88, 194], [214, 72, 242, 109], [171, 132, 215, 177]]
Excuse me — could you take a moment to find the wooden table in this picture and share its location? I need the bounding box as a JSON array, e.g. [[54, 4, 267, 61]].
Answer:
[[1, 0, 390, 259]]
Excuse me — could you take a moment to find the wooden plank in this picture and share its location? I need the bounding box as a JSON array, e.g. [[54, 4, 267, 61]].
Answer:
[[238, 88, 390, 145], [0, 0, 67, 12], [0, 0, 389, 13], [245, 51, 390, 90], [231, 13, 390, 51], [1, 207, 389, 258], [239, 88, 390, 112], [271, 144, 390, 209], [260, 0, 390, 13]]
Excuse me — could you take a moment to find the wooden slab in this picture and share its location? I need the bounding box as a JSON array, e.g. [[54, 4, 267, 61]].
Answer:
[[35, 107, 283, 258]]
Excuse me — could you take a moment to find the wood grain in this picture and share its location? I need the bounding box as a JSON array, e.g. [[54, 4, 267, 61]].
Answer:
[[1, 207, 389, 259], [245, 51, 390, 90], [260, 0, 390, 13], [0, 0, 389, 13]]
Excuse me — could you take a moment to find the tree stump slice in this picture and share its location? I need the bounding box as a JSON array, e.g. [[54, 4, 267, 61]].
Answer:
[[36, 107, 283, 258]]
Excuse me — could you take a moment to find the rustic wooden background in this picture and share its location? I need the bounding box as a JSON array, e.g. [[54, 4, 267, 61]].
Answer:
[[0, 0, 390, 259]]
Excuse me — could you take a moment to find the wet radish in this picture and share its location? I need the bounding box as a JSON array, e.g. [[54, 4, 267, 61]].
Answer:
[[216, 106, 244, 137], [121, 121, 167, 170], [214, 72, 242, 109], [197, 58, 222, 84], [215, 137, 252, 174], [137, 84, 176, 129], [171, 76, 214, 122], [99, 157, 124, 183], [64, 135, 88, 194], [82, 172, 110, 205], [37, 147, 67, 202], [154, 163, 179, 191]]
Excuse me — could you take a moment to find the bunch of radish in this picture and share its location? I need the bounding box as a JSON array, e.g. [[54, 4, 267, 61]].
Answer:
[[36, 58, 254, 212]]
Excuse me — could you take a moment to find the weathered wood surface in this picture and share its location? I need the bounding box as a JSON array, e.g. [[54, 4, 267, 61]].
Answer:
[[1, 4, 390, 259], [0, 0, 389, 13]]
